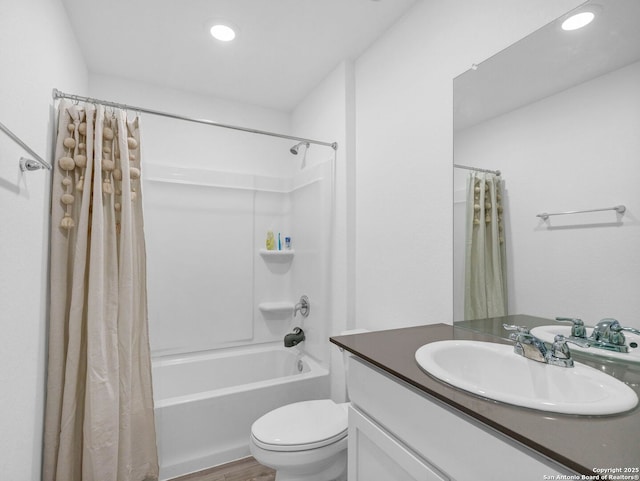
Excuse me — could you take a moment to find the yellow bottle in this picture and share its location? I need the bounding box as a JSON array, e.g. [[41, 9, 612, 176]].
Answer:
[[266, 230, 275, 250]]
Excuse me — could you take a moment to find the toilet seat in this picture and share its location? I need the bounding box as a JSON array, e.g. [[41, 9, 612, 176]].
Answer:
[[251, 400, 348, 452]]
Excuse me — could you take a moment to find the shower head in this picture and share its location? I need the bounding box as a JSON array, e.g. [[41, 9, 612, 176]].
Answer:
[[290, 141, 310, 155]]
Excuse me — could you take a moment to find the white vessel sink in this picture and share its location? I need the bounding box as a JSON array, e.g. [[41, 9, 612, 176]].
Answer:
[[415, 340, 638, 415], [530, 325, 640, 364]]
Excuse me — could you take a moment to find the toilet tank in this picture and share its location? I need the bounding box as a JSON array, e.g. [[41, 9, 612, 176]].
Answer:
[[333, 329, 370, 402]]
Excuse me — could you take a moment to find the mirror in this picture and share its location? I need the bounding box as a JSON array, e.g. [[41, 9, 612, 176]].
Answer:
[[453, 0, 640, 328]]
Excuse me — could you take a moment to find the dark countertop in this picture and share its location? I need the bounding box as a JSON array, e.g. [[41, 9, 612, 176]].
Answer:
[[330, 315, 640, 475]]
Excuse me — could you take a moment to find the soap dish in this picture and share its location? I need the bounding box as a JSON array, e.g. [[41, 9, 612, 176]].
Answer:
[[258, 301, 295, 315]]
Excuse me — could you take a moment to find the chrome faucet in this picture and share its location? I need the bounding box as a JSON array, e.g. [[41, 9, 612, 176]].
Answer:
[[284, 327, 305, 347], [555, 317, 640, 353], [592, 318, 640, 349], [503, 324, 589, 367]]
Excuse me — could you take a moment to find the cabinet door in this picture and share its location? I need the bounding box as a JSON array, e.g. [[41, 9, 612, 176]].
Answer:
[[348, 406, 450, 481]]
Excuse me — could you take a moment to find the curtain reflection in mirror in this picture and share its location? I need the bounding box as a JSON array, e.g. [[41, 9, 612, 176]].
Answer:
[[464, 172, 508, 320]]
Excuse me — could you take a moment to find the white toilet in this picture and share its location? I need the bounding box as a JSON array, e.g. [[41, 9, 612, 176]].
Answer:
[[250, 399, 348, 481], [249, 329, 368, 481]]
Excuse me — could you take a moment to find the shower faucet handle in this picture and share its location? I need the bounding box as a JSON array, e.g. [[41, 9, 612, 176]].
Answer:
[[294, 295, 310, 318]]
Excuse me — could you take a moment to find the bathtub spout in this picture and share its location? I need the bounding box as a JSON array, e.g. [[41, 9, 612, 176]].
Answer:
[[284, 327, 305, 347]]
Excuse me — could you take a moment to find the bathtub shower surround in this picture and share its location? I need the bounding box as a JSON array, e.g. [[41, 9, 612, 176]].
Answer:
[[152, 345, 329, 480], [44, 100, 158, 481], [143, 153, 334, 477], [144, 158, 334, 359]]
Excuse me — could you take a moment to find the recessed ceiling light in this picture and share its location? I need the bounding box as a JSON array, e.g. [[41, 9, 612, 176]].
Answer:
[[561, 11, 595, 31], [210, 24, 236, 42]]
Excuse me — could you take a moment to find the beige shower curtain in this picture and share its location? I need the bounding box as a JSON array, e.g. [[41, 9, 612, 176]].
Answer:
[[464, 172, 508, 320], [43, 100, 158, 481]]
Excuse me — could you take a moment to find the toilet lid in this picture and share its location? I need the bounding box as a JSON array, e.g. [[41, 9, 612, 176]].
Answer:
[[251, 400, 348, 452]]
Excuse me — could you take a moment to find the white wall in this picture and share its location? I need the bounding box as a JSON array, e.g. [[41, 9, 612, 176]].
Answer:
[[89, 74, 292, 178], [455, 61, 640, 328], [0, 0, 87, 479], [353, 0, 584, 331]]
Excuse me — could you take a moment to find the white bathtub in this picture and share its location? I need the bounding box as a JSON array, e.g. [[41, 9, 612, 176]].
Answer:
[[152, 343, 330, 480]]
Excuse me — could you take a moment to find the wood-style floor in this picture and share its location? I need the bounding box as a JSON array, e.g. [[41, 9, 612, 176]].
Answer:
[[168, 457, 275, 481]]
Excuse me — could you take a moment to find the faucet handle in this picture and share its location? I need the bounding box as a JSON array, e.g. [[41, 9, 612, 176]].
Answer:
[[503, 324, 530, 334], [547, 334, 588, 367], [554, 334, 590, 349], [503, 324, 533, 344], [555, 317, 587, 338], [294, 295, 310, 318], [609, 320, 640, 343], [618, 324, 640, 336], [555, 317, 583, 326], [502, 323, 530, 332]]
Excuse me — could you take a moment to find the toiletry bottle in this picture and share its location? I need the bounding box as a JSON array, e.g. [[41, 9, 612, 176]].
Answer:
[[266, 231, 275, 250], [285, 237, 291, 250]]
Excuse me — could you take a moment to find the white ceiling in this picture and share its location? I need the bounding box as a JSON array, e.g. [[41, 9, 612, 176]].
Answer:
[[60, 0, 418, 112], [454, 0, 640, 130]]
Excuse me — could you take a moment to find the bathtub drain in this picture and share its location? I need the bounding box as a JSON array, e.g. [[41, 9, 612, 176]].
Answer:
[[297, 360, 304, 372]]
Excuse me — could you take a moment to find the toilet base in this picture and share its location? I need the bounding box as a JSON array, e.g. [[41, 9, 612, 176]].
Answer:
[[273, 450, 346, 481], [250, 436, 347, 481]]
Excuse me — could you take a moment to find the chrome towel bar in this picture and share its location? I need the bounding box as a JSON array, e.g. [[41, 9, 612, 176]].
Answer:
[[537, 205, 626, 221], [0, 120, 51, 171]]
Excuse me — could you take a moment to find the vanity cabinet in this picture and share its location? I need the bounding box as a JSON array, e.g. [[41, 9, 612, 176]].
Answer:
[[347, 356, 576, 481], [349, 406, 448, 481]]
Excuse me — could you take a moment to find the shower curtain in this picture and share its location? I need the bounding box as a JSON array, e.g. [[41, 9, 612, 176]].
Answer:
[[464, 172, 508, 320], [43, 101, 158, 481]]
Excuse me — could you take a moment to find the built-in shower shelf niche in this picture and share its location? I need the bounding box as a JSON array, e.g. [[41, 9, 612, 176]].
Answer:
[[259, 249, 295, 261], [258, 301, 295, 316]]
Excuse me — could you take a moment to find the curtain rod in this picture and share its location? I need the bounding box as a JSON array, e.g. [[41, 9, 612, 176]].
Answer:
[[454, 163, 501, 176], [52, 89, 338, 151]]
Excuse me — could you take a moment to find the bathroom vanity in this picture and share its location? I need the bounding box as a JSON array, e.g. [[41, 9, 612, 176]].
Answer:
[[330, 317, 640, 481]]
